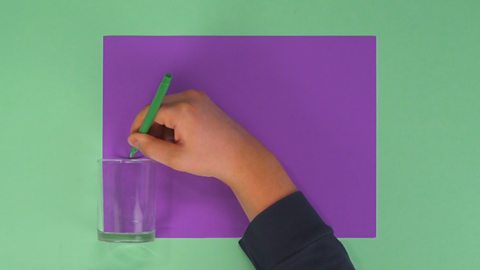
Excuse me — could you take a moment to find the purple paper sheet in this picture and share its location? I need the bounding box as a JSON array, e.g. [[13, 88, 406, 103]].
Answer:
[[103, 36, 376, 238]]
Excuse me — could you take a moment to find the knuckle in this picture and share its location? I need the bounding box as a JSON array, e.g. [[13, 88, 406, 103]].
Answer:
[[142, 104, 151, 112], [176, 101, 195, 114], [185, 89, 206, 99]]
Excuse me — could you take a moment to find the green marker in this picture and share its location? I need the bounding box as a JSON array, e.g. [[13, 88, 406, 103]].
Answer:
[[129, 73, 172, 158]]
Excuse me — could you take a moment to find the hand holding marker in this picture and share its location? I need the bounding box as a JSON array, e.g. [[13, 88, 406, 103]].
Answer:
[[126, 75, 354, 268], [129, 73, 172, 158]]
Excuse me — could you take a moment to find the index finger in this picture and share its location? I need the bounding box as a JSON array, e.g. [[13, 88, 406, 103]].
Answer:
[[129, 91, 194, 133], [130, 103, 179, 134], [130, 105, 150, 134]]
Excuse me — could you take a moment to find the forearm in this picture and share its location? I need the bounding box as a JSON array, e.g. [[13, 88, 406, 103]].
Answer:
[[223, 147, 297, 221], [223, 143, 354, 269], [239, 192, 355, 270]]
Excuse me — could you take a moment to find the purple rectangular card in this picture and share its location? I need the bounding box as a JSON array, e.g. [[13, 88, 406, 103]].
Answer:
[[103, 36, 376, 238]]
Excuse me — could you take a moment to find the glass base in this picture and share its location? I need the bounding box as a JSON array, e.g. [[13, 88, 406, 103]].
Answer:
[[98, 230, 155, 243]]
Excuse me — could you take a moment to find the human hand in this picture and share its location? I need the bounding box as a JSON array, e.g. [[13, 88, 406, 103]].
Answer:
[[128, 90, 296, 219]]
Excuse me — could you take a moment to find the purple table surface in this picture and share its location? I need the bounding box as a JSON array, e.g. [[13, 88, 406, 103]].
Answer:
[[103, 36, 376, 238]]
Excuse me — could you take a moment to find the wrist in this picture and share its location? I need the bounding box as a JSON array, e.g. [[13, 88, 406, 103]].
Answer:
[[224, 149, 297, 220], [220, 144, 275, 186]]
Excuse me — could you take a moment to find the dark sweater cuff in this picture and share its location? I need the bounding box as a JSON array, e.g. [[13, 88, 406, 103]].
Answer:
[[239, 192, 332, 270]]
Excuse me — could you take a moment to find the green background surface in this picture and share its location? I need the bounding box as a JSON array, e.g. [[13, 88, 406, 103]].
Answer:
[[1, 0, 479, 269]]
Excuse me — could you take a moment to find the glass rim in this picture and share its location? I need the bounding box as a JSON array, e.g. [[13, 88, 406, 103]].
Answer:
[[99, 158, 152, 164]]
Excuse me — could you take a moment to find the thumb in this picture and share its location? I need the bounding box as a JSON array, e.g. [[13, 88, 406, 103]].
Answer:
[[128, 133, 181, 167]]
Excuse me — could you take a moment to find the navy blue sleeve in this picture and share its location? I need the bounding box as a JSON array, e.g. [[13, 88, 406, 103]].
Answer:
[[239, 192, 355, 270]]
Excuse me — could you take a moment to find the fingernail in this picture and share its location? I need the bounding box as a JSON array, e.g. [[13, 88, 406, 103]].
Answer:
[[128, 136, 139, 147]]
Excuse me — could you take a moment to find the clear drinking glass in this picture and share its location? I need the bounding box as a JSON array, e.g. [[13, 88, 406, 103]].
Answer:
[[98, 158, 156, 243]]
